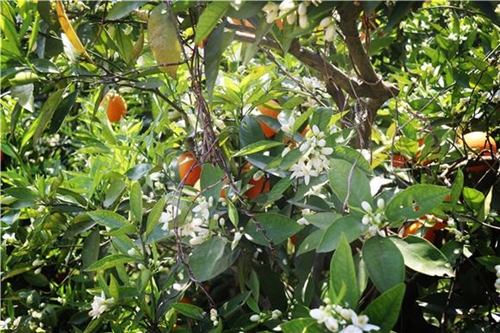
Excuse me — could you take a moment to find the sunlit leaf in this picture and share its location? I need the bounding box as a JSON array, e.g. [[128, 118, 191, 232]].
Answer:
[[55, 0, 91, 61], [389, 236, 455, 277], [148, 4, 181, 78]]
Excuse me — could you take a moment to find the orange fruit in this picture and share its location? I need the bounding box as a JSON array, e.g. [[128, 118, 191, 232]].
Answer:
[[289, 234, 298, 245], [403, 217, 447, 243], [241, 162, 270, 200], [403, 221, 424, 238], [391, 154, 408, 168], [106, 93, 127, 122], [257, 100, 281, 138], [178, 152, 201, 186], [458, 131, 497, 172], [457, 131, 497, 155]]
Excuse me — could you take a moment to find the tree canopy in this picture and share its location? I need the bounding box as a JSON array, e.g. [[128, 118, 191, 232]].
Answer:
[[1, 1, 500, 332]]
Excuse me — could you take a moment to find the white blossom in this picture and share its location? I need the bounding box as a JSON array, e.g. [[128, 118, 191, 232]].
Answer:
[[250, 314, 261, 322], [262, 2, 279, 23], [2, 232, 16, 244], [89, 292, 114, 319], [160, 205, 181, 230]]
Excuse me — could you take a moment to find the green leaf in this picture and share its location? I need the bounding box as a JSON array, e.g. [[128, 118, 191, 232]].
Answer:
[[103, 177, 127, 208], [194, 1, 230, 44], [200, 164, 225, 203], [32, 89, 65, 146], [329, 159, 372, 208], [82, 228, 100, 269], [462, 186, 484, 212], [234, 140, 283, 157], [189, 237, 239, 282], [148, 4, 181, 78], [363, 283, 406, 333], [262, 177, 293, 205], [363, 235, 405, 293], [280, 318, 323, 333], [88, 210, 129, 230], [389, 236, 454, 277], [171, 303, 204, 320], [85, 254, 134, 272], [329, 233, 360, 308], [106, 1, 143, 21], [130, 181, 143, 223], [385, 184, 450, 226], [146, 196, 166, 238], [297, 229, 324, 256], [48, 90, 78, 134], [245, 213, 303, 246], [331, 146, 373, 175], [3, 187, 38, 201], [125, 163, 152, 180], [205, 23, 234, 101], [317, 215, 366, 253]]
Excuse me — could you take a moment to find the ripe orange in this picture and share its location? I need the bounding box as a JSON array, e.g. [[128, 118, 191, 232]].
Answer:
[[403, 216, 447, 243], [391, 154, 408, 168], [106, 93, 127, 122], [178, 152, 201, 186], [241, 162, 270, 200], [458, 131, 497, 172], [257, 100, 281, 138], [457, 131, 497, 155]]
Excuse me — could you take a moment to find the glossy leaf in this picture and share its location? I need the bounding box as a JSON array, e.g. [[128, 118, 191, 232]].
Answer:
[[189, 237, 239, 282], [364, 283, 406, 333], [85, 254, 134, 272], [194, 1, 230, 44], [234, 140, 283, 157], [329, 233, 359, 308], [245, 213, 303, 246], [106, 1, 143, 21], [385, 184, 450, 226], [32, 89, 65, 146], [146, 196, 166, 238], [82, 228, 100, 269], [148, 4, 181, 78], [329, 158, 372, 208], [317, 215, 366, 253], [389, 236, 454, 277], [172, 303, 204, 320], [88, 210, 129, 230], [363, 235, 405, 293], [130, 181, 143, 223], [125, 164, 152, 180]]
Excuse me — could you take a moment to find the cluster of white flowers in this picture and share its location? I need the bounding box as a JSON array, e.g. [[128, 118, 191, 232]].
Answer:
[[88, 291, 114, 319], [210, 308, 219, 326], [184, 196, 214, 245], [284, 125, 333, 185], [360, 199, 387, 237], [250, 309, 283, 323], [494, 265, 500, 292], [310, 299, 379, 333], [262, 1, 322, 28], [160, 204, 182, 231], [319, 10, 339, 42]]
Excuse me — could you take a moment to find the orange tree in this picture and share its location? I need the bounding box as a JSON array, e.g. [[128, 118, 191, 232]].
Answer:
[[1, 1, 500, 332]]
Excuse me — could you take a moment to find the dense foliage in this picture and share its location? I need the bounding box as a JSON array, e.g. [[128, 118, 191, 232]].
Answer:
[[1, 1, 500, 332]]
